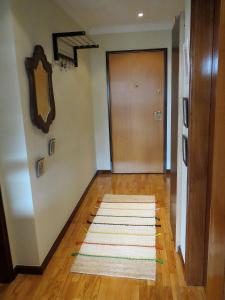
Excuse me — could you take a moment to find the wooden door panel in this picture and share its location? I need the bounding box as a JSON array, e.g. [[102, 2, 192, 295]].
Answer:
[[185, 0, 216, 285], [108, 51, 165, 173], [206, 0, 225, 297]]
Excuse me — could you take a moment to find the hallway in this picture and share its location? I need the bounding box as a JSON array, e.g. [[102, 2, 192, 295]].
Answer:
[[0, 174, 205, 299]]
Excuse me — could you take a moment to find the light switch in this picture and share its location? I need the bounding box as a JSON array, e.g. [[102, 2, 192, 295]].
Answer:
[[36, 158, 45, 177], [48, 138, 55, 156]]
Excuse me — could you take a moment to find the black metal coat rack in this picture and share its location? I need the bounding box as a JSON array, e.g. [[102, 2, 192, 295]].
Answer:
[[52, 31, 99, 67]]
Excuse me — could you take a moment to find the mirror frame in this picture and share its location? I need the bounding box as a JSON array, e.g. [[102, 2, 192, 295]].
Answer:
[[25, 45, 55, 133]]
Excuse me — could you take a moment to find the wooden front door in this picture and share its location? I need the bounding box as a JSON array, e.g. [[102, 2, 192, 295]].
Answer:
[[108, 50, 166, 173]]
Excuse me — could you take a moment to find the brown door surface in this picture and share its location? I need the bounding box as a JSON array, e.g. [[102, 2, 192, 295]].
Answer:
[[108, 50, 165, 173], [206, 0, 225, 298], [185, 0, 217, 285], [170, 16, 180, 239]]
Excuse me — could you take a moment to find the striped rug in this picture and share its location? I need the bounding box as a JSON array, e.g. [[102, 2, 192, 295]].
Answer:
[[71, 194, 160, 280]]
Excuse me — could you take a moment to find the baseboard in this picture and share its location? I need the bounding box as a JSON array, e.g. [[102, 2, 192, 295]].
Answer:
[[14, 265, 42, 275], [15, 171, 98, 276], [97, 169, 171, 175], [96, 170, 112, 175], [97, 170, 172, 175]]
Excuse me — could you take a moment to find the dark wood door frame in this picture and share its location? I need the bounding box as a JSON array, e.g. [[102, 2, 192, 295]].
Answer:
[[106, 48, 168, 173], [206, 0, 225, 297], [185, 0, 219, 285], [203, 0, 220, 286], [0, 187, 15, 283]]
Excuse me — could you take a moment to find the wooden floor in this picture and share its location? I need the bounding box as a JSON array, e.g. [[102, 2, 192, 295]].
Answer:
[[0, 174, 205, 300]]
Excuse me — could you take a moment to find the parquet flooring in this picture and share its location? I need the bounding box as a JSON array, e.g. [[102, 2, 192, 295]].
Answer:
[[0, 174, 205, 300]]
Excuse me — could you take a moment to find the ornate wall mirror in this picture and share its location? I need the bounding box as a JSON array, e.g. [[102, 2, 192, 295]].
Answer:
[[25, 45, 55, 133]]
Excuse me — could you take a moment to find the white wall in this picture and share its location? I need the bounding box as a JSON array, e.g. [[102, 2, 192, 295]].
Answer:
[[0, 0, 39, 266], [175, 0, 191, 259], [90, 30, 172, 170], [175, 12, 185, 252], [0, 0, 96, 266]]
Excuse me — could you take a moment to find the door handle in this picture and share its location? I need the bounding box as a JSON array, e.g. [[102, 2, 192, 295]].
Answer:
[[153, 111, 162, 121]]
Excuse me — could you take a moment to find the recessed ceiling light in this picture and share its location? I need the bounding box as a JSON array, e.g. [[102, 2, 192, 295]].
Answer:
[[138, 12, 144, 18]]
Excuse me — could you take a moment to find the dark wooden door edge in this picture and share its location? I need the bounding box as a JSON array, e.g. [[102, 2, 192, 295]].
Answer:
[[185, 0, 217, 285], [0, 188, 16, 283], [206, 0, 225, 297], [203, 0, 220, 286], [106, 48, 168, 173], [12, 171, 98, 276]]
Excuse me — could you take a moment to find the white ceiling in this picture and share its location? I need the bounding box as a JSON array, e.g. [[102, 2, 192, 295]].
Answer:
[[55, 0, 184, 34]]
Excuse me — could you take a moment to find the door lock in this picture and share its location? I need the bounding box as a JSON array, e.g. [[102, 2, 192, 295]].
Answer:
[[153, 111, 162, 121]]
